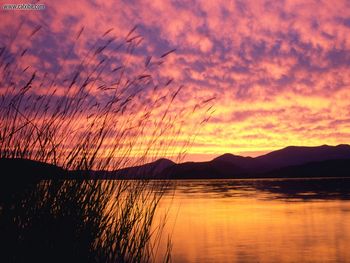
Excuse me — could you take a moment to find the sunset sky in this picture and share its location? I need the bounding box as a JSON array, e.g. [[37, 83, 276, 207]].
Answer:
[[1, 0, 350, 162]]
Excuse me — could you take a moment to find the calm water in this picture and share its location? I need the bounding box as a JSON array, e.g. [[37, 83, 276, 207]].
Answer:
[[155, 178, 350, 263]]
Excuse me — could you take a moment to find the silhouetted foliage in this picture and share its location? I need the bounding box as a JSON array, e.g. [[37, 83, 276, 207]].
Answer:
[[0, 25, 214, 262]]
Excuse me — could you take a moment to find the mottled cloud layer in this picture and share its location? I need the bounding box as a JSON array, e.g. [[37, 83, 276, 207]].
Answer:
[[1, 0, 350, 160]]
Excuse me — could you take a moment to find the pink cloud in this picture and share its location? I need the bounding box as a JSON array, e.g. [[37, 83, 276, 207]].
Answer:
[[1, 0, 350, 160]]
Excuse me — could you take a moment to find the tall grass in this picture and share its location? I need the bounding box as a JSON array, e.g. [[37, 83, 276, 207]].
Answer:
[[0, 25, 214, 262], [0, 26, 199, 170], [1, 179, 172, 263]]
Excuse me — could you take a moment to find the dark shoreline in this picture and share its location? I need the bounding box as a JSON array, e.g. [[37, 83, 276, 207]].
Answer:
[[1, 157, 350, 181]]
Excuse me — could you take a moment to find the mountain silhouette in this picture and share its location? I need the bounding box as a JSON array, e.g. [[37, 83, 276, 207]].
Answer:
[[0, 158, 66, 181], [256, 144, 350, 170], [102, 158, 175, 179], [263, 159, 350, 178], [1, 144, 350, 180], [212, 154, 267, 173], [162, 144, 350, 179]]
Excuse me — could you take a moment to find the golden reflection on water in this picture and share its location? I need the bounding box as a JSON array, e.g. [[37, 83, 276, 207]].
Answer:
[[154, 179, 350, 263]]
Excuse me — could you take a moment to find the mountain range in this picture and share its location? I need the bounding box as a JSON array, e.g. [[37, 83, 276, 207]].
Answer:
[[104, 144, 350, 179], [1, 144, 350, 180]]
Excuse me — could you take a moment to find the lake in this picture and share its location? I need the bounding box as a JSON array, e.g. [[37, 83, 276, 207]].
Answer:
[[154, 178, 350, 262]]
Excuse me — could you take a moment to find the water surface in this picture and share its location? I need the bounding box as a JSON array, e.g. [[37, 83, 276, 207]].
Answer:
[[155, 178, 350, 262]]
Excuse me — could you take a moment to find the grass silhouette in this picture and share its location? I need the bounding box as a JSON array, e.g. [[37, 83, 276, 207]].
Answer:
[[0, 25, 214, 262]]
